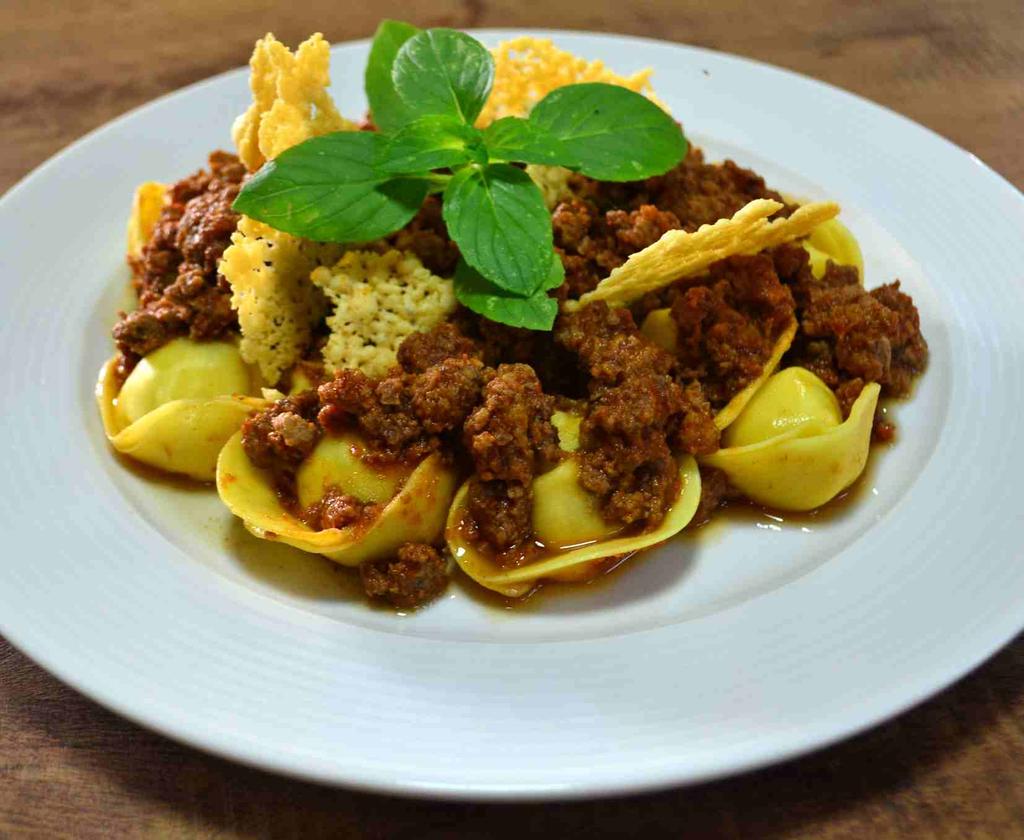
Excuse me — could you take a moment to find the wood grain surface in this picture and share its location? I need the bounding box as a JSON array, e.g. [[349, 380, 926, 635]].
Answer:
[[2, 1, 1023, 837]]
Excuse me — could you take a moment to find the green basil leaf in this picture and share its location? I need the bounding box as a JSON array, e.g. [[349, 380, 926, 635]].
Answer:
[[529, 82, 687, 181], [538, 250, 568, 293], [482, 117, 581, 167], [393, 29, 494, 124], [233, 131, 428, 243], [365, 20, 422, 132], [377, 116, 483, 174], [442, 163, 553, 296], [454, 256, 562, 331]]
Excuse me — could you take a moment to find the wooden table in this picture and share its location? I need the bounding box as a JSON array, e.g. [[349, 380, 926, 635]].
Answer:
[[3, 2, 1022, 836]]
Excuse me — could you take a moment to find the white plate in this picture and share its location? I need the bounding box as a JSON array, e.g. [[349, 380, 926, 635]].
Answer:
[[1, 30, 1022, 800]]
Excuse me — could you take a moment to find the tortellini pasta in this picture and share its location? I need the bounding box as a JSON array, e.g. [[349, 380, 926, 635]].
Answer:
[[700, 367, 880, 510], [216, 432, 458, 567], [640, 313, 798, 431], [446, 411, 702, 598], [96, 338, 265, 480], [639, 216, 861, 433], [125, 181, 166, 258], [801, 217, 864, 280]]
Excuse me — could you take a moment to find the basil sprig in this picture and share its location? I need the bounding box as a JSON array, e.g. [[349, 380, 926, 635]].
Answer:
[[233, 21, 688, 330], [237, 132, 428, 242], [363, 20, 420, 132], [454, 253, 565, 331], [442, 163, 553, 296]]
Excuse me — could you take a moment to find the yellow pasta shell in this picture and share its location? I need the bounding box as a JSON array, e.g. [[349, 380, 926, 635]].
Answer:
[[126, 181, 166, 258], [295, 434, 410, 510], [550, 409, 582, 452], [531, 459, 624, 549], [700, 371, 880, 511], [639, 314, 798, 431], [724, 366, 841, 448], [216, 433, 458, 567], [802, 217, 864, 280], [713, 319, 798, 430], [639, 307, 678, 354], [109, 397, 268, 481], [96, 343, 266, 481], [446, 455, 701, 598], [114, 338, 257, 427]]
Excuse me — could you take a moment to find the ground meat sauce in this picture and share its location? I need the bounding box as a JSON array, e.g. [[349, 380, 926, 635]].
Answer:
[[227, 147, 927, 608], [240, 326, 487, 608], [636, 253, 796, 408], [547, 149, 792, 300], [301, 490, 381, 533], [463, 364, 561, 552], [553, 199, 682, 297], [453, 313, 583, 396], [386, 196, 460, 276], [245, 326, 487, 474], [690, 466, 740, 527], [361, 543, 449, 609], [113, 151, 245, 375], [317, 354, 486, 465], [773, 243, 928, 434], [571, 147, 789, 232], [396, 322, 481, 373], [555, 303, 719, 528], [240, 391, 322, 498]]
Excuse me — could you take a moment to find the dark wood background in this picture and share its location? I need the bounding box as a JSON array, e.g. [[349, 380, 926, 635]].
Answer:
[[3, 1, 1023, 837]]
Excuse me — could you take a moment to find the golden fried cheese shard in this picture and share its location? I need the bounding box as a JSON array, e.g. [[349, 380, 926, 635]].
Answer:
[[312, 250, 457, 379], [221, 217, 344, 384], [224, 33, 360, 382], [477, 36, 667, 125], [232, 32, 356, 172], [571, 199, 840, 310]]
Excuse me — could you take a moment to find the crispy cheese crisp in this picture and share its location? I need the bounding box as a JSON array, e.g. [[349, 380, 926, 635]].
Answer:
[[232, 32, 356, 172], [221, 217, 344, 384], [571, 199, 840, 309], [126, 182, 166, 258], [312, 250, 457, 379], [477, 36, 667, 125]]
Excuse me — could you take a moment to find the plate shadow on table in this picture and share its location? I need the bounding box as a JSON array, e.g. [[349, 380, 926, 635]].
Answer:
[[3, 633, 1021, 838]]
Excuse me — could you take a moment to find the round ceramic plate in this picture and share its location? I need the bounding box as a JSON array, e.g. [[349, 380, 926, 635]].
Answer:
[[1, 30, 1022, 800]]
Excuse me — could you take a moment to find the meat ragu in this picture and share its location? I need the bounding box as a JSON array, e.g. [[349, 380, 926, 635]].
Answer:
[[118, 146, 927, 610], [775, 243, 928, 430], [555, 302, 717, 526], [113, 151, 245, 377]]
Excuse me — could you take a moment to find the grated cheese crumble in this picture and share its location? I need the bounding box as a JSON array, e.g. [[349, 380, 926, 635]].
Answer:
[[312, 250, 457, 379]]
